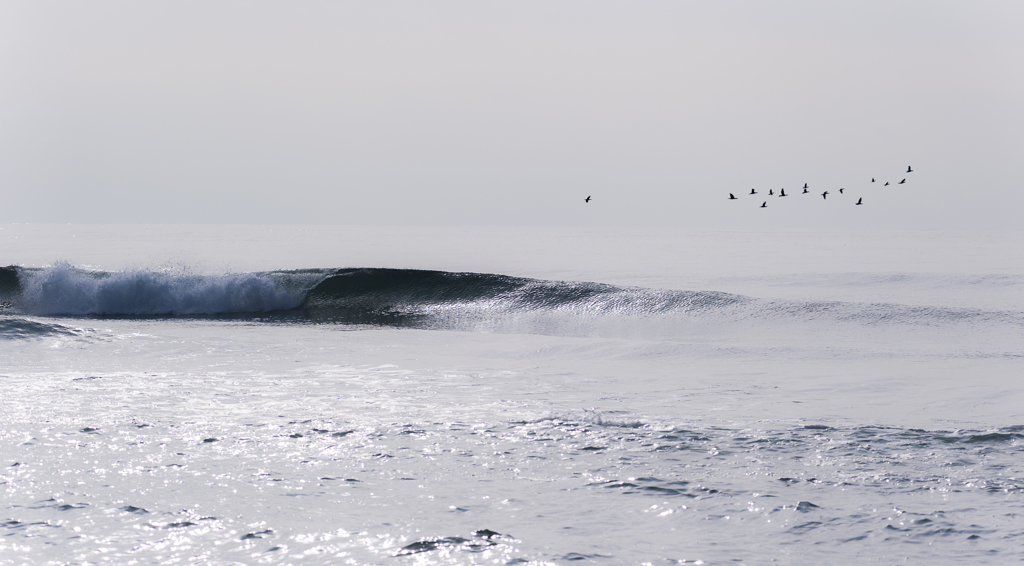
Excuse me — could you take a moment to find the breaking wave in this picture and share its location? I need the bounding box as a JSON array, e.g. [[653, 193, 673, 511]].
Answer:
[[1, 264, 1021, 335], [2, 263, 309, 316]]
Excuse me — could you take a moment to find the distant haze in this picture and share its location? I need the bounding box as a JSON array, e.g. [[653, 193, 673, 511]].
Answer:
[[1, 1, 1021, 229]]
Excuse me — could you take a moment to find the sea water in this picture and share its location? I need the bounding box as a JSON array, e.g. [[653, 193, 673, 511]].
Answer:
[[1, 225, 1022, 565]]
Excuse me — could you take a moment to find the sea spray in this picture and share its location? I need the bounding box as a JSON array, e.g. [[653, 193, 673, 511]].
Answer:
[[16, 262, 306, 315]]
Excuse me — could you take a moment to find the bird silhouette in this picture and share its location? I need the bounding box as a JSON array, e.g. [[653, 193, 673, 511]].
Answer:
[[779, 189, 787, 197], [760, 201, 767, 208], [750, 189, 757, 195], [884, 182, 890, 186], [871, 178, 876, 182], [839, 188, 844, 194], [821, 191, 829, 199], [585, 196, 591, 203], [728, 193, 737, 200], [769, 189, 774, 196], [907, 166, 913, 173], [802, 188, 809, 194], [856, 197, 863, 205], [803, 183, 808, 189], [898, 179, 906, 184]]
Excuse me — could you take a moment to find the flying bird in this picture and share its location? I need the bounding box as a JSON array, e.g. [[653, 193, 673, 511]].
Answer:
[[821, 191, 829, 199], [872, 178, 876, 183], [802, 188, 809, 194], [585, 196, 591, 203], [779, 188, 787, 197], [750, 189, 758, 195], [898, 179, 906, 184], [907, 166, 913, 173], [728, 193, 737, 200], [760, 201, 767, 208], [839, 188, 844, 194], [769, 189, 774, 196], [803, 183, 809, 189], [856, 197, 863, 205], [884, 182, 890, 186]]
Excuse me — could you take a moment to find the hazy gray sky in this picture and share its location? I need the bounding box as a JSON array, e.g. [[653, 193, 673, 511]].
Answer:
[[1, 1, 1021, 229]]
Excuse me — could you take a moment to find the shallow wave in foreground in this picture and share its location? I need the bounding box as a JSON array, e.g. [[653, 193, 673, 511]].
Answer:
[[0, 317, 82, 340]]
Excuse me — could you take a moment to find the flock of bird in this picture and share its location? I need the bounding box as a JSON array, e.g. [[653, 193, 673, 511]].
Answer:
[[725, 165, 914, 208], [579, 166, 914, 207]]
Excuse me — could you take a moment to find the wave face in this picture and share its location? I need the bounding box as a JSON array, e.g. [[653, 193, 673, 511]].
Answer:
[[302, 268, 744, 327], [0, 265, 19, 305], [3, 264, 1022, 337]]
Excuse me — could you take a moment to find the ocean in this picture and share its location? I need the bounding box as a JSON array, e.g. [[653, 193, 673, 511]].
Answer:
[[1, 224, 1022, 565]]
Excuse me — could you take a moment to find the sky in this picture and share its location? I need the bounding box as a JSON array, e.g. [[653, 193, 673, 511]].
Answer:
[[1, 1, 1021, 229]]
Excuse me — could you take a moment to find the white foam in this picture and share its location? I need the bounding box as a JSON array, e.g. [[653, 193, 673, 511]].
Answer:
[[19, 262, 305, 315]]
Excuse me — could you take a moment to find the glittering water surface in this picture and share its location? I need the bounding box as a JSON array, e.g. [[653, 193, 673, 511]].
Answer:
[[5, 411, 1024, 565], [2, 319, 1023, 565], [2, 226, 1023, 565]]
